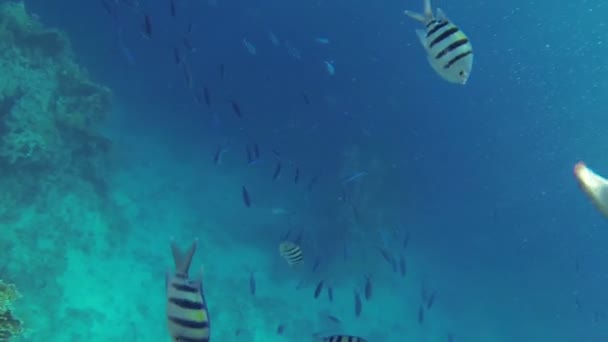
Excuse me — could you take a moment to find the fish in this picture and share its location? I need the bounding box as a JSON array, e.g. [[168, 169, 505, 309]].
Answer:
[[279, 241, 304, 267], [302, 93, 310, 105], [241, 186, 251, 208], [315, 37, 330, 44], [377, 247, 397, 271], [574, 162, 608, 218], [141, 14, 152, 39], [166, 239, 210, 342], [315, 335, 367, 342], [246, 145, 253, 164], [404, 0, 473, 84], [294, 168, 300, 184], [417, 305, 424, 324], [402, 231, 410, 249], [398, 254, 407, 277], [170, 0, 176, 17], [203, 87, 211, 108], [311, 258, 321, 272], [100, 0, 118, 18], [326, 315, 341, 324], [327, 286, 333, 302], [364, 276, 372, 301], [268, 30, 280, 46], [243, 37, 257, 55], [219, 64, 225, 80], [182, 61, 193, 89], [277, 324, 285, 334], [426, 291, 436, 309], [249, 271, 256, 295], [183, 37, 195, 52], [447, 333, 455, 342], [323, 60, 335, 76], [272, 162, 282, 180], [354, 290, 362, 317], [213, 145, 229, 165], [342, 171, 367, 184], [229, 100, 242, 118], [314, 280, 324, 299]]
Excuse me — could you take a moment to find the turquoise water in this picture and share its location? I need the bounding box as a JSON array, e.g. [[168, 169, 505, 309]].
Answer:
[[3, 0, 608, 341]]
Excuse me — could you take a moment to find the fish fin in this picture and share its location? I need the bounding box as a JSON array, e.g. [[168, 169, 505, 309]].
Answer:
[[171, 238, 199, 276], [423, 0, 433, 19], [404, 10, 425, 23], [436, 8, 449, 21], [415, 29, 428, 50]]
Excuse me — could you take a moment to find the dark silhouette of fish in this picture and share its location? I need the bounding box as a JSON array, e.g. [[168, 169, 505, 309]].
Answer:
[[303, 93, 310, 104], [173, 47, 181, 65], [219, 64, 225, 80], [203, 87, 211, 108], [307, 176, 318, 192], [327, 286, 333, 302], [417, 305, 424, 325], [253, 143, 260, 160], [311, 258, 321, 273], [447, 333, 455, 342], [426, 291, 436, 310], [249, 271, 256, 295], [229, 100, 242, 118], [170, 0, 177, 17], [242, 186, 251, 207], [364, 275, 372, 301], [402, 232, 410, 249], [273, 162, 282, 180], [354, 290, 362, 317], [314, 280, 324, 299], [276, 324, 285, 335], [141, 14, 152, 38], [398, 254, 406, 277], [326, 315, 341, 324], [294, 167, 300, 184]]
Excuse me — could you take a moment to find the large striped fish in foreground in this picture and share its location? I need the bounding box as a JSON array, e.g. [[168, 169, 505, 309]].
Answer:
[[404, 0, 473, 84], [574, 162, 608, 218], [166, 239, 211, 342], [314, 334, 368, 342]]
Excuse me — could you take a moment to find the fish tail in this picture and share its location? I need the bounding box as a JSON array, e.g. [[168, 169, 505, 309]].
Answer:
[[171, 238, 198, 276]]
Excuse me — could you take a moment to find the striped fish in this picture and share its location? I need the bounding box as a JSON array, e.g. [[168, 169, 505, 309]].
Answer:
[[166, 239, 211, 342], [279, 241, 304, 267], [404, 0, 473, 84], [315, 335, 368, 342]]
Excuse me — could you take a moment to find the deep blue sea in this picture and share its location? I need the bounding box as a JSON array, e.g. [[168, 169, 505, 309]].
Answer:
[[5, 0, 608, 340]]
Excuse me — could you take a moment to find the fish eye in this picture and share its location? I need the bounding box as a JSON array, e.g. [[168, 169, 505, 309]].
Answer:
[[459, 70, 464, 76]]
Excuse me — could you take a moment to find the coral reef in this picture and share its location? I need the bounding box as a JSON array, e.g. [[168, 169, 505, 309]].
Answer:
[[0, 280, 22, 340], [0, 1, 112, 167]]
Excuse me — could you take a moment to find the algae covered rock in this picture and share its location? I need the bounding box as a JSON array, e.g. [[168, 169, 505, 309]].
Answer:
[[0, 280, 23, 340], [0, 0, 112, 167]]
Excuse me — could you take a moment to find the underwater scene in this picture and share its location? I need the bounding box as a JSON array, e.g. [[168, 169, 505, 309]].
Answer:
[[2, 0, 608, 341]]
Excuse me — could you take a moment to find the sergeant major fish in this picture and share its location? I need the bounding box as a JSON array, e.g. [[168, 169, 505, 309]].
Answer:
[[166, 239, 211, 342], [404, 0, 473, 84]]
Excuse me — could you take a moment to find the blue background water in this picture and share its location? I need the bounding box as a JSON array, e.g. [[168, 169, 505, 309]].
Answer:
[[14, 0, 608, 340]]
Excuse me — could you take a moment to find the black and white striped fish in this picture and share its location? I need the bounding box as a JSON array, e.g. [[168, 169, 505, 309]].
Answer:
[[315, 334, 368, 342], [404, 0, 473, 84], [166, 239, 211, 342], [279, 240, 304, 267]]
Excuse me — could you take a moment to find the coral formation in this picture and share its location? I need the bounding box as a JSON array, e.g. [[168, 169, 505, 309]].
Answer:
[[0, 280, 22, 340], [0, 1, 112, 167]]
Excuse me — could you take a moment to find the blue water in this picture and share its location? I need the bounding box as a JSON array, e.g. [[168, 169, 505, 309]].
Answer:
[[6, 0, 608, 340]]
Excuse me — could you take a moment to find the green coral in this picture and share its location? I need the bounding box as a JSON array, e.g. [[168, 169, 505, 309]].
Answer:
[[0, 280, 23, 340], [0, 0, 112, 167]]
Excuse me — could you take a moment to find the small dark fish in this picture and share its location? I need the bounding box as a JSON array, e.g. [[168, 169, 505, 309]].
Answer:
[[402, 231, 410, 249], [417, 305, 424, 325], [213, 146, 223, 165], [364, 275, 372, 301], [447, 333, 455, 342], [170, 0, 177, 17], [426, 291, 436, 310], [294, 167, 300, 184], [219, 64, 225, 80], [253, 143, 260, 160], [249, 271, 256, 295], [307, 176, 318, 192], [327, 286, 333, 302], [294, 231, 304, 245], [302, 93, 310, 105], [242, 185, 251, 208], [141, 14, 152, 38], [318, 335, 366, 342], [281, 228, 292, 241], [311, 257, 321, 273], [351, 204, 360, 222], [186, 23, 193, 34], [272, 162, 282, 180], [326, 315, 341, 324], [229, 100, 242, 118], [173, 47, 181, 65], [377, 247, 397, 271], [314, 280, 324, 299], [203, 87, 211, 108], [354, 290, 362, 317], [100, 0, 117, 18], [272, 149, 281, 159], [235, 329, 245, 336], [398, 254, 407, 277], [182, 61, 193, 88], [276, 324, 285, 335]]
